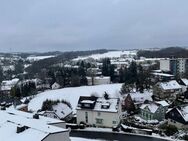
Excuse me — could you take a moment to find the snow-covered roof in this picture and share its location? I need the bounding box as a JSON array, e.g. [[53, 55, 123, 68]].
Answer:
[[152, 72, 174, 77], [77, 97, 119, 113], [125, 90, 153, 104], [81, 100, 95, 104], [156, 100, 169, 107], [181, 78, 188, 86], [152, 70, 162, 73], [140, 101, 169, 113], [52, 82, 61, 89], [2, 65, 15, 71], [0, 109, 68, 141], [140, 103, 159, 113], [1, 78, 19, 91], [52, 103, 72, 119], [159, 80, 181, 90], [92, 97, 119, 113], [2, 78, 19, 86], [6, 108, 65, 124], [111, 61, 129, 65], [177, 106, 188, 122]]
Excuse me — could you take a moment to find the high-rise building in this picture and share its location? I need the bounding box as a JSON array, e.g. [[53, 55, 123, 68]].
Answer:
[[160, 58, 188, 77]]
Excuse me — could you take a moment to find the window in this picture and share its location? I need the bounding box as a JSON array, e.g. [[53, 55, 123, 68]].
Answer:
[[150, 114, 152, 120], [84, 104, 90, 107], [96, 118, 103, 124], [112, 121, 117, 124]]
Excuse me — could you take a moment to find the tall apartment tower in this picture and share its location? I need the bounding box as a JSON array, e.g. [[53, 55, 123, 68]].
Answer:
[[160, 58, 188, 77]]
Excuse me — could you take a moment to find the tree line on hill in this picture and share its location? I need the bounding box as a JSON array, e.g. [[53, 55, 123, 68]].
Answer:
[[37, 61, 89, 88], [137, 47, 188, 58], [26, 49, 108, 75]]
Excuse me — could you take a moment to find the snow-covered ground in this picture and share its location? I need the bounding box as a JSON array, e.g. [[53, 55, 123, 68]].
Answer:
[[28, 84, 122, 113], [26, 55, 55, 61], [73, 51, 137, 61]]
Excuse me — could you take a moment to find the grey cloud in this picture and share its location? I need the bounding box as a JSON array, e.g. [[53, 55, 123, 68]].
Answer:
[[0, 0, 188, 52]]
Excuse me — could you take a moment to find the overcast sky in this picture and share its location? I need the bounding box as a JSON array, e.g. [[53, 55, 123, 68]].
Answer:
[[0, 0, 188, 52]]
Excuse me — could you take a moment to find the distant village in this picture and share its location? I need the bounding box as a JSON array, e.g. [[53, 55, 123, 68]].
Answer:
[[1, 48, 188, 141]]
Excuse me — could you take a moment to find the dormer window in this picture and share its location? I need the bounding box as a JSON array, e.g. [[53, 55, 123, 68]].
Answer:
[[84, 104, 90, 107], [101, 102, 110, 109]]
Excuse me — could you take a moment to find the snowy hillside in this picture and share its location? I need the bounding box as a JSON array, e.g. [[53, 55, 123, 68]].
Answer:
[[28, 84, 122, 113], [27, 55, 55, 61], [73, 50, 137, 61]]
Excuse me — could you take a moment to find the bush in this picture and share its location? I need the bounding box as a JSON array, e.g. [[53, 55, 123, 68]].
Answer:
[[41, 99, 72, 111], [163, 125, 178, 136], [182, 135, 188, 141]]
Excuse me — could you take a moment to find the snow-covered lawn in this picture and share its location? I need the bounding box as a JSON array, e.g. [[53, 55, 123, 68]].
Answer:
[[28, 84, 122, 113]]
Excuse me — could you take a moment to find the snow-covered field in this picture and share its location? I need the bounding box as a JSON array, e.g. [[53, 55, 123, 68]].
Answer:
[[28, 84, 122, 113], [26, 55, 55, 61], [73, 51, 137, 61]]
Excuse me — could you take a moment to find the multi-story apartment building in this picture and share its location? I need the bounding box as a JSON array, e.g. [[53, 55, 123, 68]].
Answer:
[[160, 58, 188, 77]]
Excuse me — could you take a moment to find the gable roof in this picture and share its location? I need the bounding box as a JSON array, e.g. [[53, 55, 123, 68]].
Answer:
[[159, 80, 181, 90], [52, 103, 72, 119], [177, 106, 188, 122], [140, 101, 169, 114], [156, 100, 169, 107], [181, 79, 188, 86], [140, 103, 159, 113]]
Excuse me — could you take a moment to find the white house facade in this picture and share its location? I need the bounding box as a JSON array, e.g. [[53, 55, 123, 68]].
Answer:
[[76, 96, 120, 128]]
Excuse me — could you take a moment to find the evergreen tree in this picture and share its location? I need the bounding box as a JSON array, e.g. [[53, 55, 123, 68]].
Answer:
[[104, 92, 109, 100], [14, 59, 24, 74], [102, 58, 111, 76], [0, 66, 4, 83]]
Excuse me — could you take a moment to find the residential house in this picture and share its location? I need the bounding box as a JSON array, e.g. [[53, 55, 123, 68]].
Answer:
[[0, 109, 70, 141], [39, 103, 73, 122], [87, 76, 110, 86], [76, 96, 120, 128], [151, 72, 174, 84], [177, 78, 188, 93], [51, 82, 61, 90], [122, 94, 136, 113], [0, 78, 19, 96], [166, 105, 188, 129], [124, 91, 153, 109], [153, 80, 182, 100], [140, 100, 169, 121], [15, 104, 28, 112]]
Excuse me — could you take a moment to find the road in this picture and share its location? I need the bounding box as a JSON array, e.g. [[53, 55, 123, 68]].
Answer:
[[70, 130, 170, 141]]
